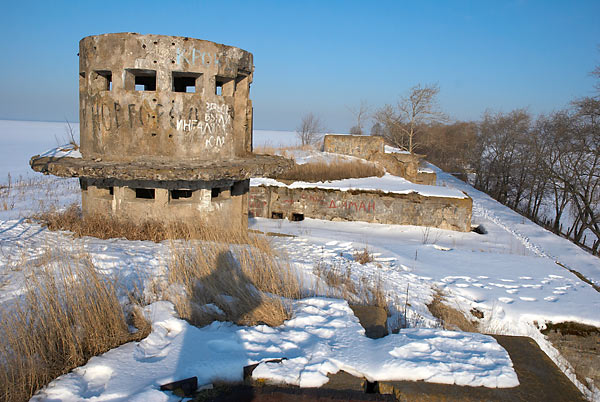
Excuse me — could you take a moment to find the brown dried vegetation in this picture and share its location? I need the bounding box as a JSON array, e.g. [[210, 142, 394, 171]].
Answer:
[[427, 289, 479, 332], [167, 232, 302, 328], [0, 252, 149, 402], [275, 159, 384, 183]]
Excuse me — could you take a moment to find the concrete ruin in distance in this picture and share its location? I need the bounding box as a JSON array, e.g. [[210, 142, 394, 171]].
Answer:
[[30, 33, 291, 229], [250, 135, 472, 232]]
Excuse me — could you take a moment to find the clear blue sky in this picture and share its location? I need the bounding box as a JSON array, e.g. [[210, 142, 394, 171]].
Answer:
[[0, 0, 598, 132]]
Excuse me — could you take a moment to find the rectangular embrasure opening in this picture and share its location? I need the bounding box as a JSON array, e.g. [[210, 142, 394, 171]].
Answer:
[[96, 185, 114, 197], [93, 70, 112, 91], [126, 69, 156, 91], [135, 188, 155, 199], [271, 212, 284, 219], [291, 213, 304, 221], [172, 72, 202, 93], [215, 76, 234, 96], [171, 189, 193, 200]]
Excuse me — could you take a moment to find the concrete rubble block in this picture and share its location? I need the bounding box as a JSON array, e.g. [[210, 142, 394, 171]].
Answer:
[[349, 304, 389, 339]]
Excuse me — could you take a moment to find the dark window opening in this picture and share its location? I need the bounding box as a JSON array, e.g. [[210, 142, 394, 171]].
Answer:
[[211, 187, 222, 199], [79, 178, 88, 191], [231, 180, 248, 196], [92, 70, 112, 91], [215, 76, 233, 96], [172, 72, 201, 93], [171, 189, 193, 200], [215, 81, 223, 96], [135, 188, 155, 199], [97, 185, 114, 196], [291, 213, 304, 222], [271, 212, 283, 219], [126, 69, 156, 91]]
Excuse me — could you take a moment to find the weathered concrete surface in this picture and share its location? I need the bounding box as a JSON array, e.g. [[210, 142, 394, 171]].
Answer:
[[367, 152, 419, 182], [376, 335, 586, 402], [324, 135, 384, 159], [30, 33, 293, 229], [249, 186, 472, 232], [80, 179, 249, 229], [416, 170, 437, 185], [79, 33, 254, 162], [30, 154, 292, 181], [349, 305, 389, 339], [323, 134, 438, 185]]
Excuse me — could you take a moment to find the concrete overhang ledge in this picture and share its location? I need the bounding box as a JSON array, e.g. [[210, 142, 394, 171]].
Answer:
[[30, 154, 293, 182]]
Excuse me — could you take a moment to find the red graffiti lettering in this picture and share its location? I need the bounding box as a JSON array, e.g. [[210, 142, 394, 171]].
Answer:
[[359, 201, 366, 211], [368, 200, 375, 212], [348, 202, 358, 211], [283, 199, 293, 205], [329, 200, 337, 208]]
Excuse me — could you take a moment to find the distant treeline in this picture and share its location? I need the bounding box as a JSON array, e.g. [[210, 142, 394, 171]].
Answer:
[[372, 97, 600, 255]]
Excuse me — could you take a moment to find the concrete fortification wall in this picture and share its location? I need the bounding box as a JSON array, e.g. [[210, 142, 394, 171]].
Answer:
[[30, 33, 297, 230], [249, 186, 472, 232], [323, 135, 384, 159], [79, 33, 254, 162]]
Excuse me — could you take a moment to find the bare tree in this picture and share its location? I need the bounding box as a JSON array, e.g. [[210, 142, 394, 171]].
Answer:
[[397, 83, 446, 153], [296, 113, 324, 146], [347, 100, 370, 135], [372, 104, 404, 147], [372, 84, 445, 153]]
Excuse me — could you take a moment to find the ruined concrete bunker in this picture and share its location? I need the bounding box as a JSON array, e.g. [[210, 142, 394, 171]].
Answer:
[[30, 33, 291, 228]]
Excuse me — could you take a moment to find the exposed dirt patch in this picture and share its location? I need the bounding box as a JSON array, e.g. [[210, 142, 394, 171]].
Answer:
[[542, 321, 600, 394]]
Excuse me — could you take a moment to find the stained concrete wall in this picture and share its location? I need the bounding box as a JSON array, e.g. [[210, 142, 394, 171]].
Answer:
[[249, 186, 472, 232], [322, 135, 438, 184], [81, 178, 249, 229], [79, 33, 254, 162], [323, 135, 384, 159]]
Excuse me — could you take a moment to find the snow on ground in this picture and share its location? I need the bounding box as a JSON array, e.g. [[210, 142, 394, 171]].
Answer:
[[1, 121, 599, 400], [32, 299, 517, 402], [384, 145, 411, 154], [251, 173, 468, 199]]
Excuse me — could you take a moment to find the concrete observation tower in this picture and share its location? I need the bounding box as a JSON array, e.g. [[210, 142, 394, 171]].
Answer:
[[31, 33, 291, 229]]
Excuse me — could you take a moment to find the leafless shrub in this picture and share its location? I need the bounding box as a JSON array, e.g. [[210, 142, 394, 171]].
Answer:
[[296, 113, 325, 146], [353, 246, 373, 264]]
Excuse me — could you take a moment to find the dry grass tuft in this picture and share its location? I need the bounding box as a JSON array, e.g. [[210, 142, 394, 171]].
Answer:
[[0, 253, 149, 402], [313, 260, 386, 308], [35, 204, 245, 243], [427, 289, 479, 332], [353, 246, 374, 265], [167, 228, 302, 328], [275, 159, 384, 182]]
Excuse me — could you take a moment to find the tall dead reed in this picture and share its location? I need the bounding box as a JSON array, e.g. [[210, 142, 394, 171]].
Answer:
[[167, 223, 302, 328], [275, 159, 384, 182], [0, 252, 149, 402], [36, 204, 236, 242]]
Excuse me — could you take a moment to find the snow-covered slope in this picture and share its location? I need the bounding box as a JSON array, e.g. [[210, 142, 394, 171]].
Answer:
[[1, 120, 599, 401]]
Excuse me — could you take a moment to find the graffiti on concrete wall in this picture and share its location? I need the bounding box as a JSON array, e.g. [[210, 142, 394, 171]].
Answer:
[[176, 48, 221, 67], [86, 97, 231, 150]]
